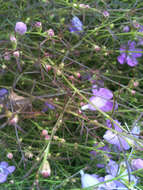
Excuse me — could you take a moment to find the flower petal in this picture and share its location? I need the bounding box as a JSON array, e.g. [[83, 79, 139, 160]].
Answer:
[[126, 56, 138, 67], [7, 166, 15, 174], [0, 173, 7, 183], [0, 162, 8, 168], [117, 54, 126, 64], [81, 173, 99, 188], [106, 160, 119, 177], [95, 88, 113, 100]]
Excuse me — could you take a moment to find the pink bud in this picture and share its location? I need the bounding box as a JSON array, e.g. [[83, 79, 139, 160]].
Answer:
[[131, 90, 136, 95], [94, 45, 101, 51], [9, 115, 18, 125], [69, 75, 74, 80], [10, 35, 17, 43], [42, 129, 48, 136], [45, 135, 50, 140], [76, 72, 81, 78], [45, 65, 51, 71], [133, 81, 139, 87], [7, 153, 13, 159], [13, 51, 20, 58], [47, 29, 54, 37], [40, 160, 51, 178]]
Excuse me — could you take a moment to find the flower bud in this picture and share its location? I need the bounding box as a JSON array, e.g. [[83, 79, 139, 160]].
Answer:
[[9, 115, 19, 125], [15, 22, 27, 35], [42, 130, 48, 136], [40, 160, 51, 178], [13, 51, 20, 58], [47, 29, 54, 37], [131, 159, 143, 170], [7, 153, 13, 159], [103, 11, 109, 17]]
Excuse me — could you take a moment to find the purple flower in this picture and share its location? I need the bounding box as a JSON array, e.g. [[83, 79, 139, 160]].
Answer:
[[103, 10, 110, 17], [103, 120, 130, 151], [123, 26, 130, 32], [117, 41, 143, 67], [131, 159, 143, 170], [80, 170, 99, 188], [15, 22, 27, 35], [106, 159, 119, 177], [81, 87, 118, 112], [105, 160, 138, 189], [0, 161, 15, 183], [69, 16, 83, 34], [0, 88, 8, 98], [42, 102, 55, 112], [90, 144, 111, 168]]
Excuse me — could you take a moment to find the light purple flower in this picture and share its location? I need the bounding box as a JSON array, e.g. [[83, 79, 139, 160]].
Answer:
[[15, 22, 27, 35], [69, 16, 83, 34], [0, 88, 8, 98], [103, 120, 130, 151], [117, 41, 143, 67], [131, 159, 143, 170], [106, 159, 119, 177], [80, 170, 99, 188], [123, 26, 130, 32], [81, 87, 117, 112], [0, 161, 15, 183], [103, 10, 109, 17], [105, 160, 138, 189]]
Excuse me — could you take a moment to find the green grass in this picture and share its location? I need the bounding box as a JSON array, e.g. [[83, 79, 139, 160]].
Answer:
[[0, 0, 143, 189]]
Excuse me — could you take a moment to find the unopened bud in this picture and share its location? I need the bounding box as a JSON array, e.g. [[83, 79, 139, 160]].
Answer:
[[7, 153, 13, 159], [13, 51, 20, 58], [42, 129, 48, 136], [40, 160, 51, 178], [133, 81, 139, 87], [9, 115, 19, 125]]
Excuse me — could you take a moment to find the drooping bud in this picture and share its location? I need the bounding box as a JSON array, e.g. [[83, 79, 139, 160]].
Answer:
[[40, 160, 51, 178]]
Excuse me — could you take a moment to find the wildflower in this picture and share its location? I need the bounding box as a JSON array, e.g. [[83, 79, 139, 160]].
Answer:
[[131, 159, 143, 170], [103, 120, 130, 151], [103, 10, 109, 17], [0, 161, 15, 183], [117, 41, 143, 67], [69, 16, 83, 34], [15, 22, 27, 35], [81, 87, 117, 112], [123, 26, 130, 32]]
